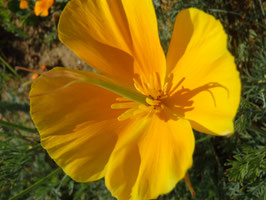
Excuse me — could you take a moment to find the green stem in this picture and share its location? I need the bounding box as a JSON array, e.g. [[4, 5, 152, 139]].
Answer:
[[95, 79, 148, 105], [9, 168, 62, 200], [44, 68, 148, 105], [209, 9, 242, 17], [196, 135, 213, 143], [0, 101, 30, 113], [0, 119, 37, 133], [0, 55, 20, 78], [79, 72, 148, 105], [257, 0, 265, 17]]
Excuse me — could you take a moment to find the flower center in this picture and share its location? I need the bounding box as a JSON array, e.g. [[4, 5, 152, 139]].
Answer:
[[111, 73, 169, 121]]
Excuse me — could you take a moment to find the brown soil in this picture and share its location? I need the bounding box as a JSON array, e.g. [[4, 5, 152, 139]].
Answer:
[[1, 26, 90, 75], [37, 43, 89, 70]]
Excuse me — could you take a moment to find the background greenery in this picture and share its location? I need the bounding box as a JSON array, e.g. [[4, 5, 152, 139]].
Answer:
[[0, 0, 265, 199]]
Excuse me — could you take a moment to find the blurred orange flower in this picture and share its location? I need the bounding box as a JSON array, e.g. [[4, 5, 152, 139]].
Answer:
[[31, 73, 39, 80], [19, 0, 28, 9], [30, 0, 241, 199], [40, 65, 47, 71], [34, 0, 54, 17]]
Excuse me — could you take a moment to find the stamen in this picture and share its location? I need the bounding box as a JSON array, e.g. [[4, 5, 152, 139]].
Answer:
[[133, 75, 150, 96], [163, 73, 173, 95], [117, 108, 137, 121], [112, 98, 151, 121], [155, 72, 161, 90], [133, 105, 148, 115], [148, 89, 156, 99], [133, 78, 146, 95], [163, 81, 170, 95], [146, 97, 160, 106], [140, 76, 150, 95], [114, 73, 167, 121], [117, 105, 150, 121], [111, 102, 138, 109], [169, 77, 185, 95]]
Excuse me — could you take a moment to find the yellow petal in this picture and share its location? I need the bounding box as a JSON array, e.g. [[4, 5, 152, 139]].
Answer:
[[106, 114, 195, 200], [106, 144, 140, 200], [105, 115, 152, 200], [30, 68, 127, 182], [34, 0, 54, 17], [121, 0, 166, 88], [166, 8, 241, 136], [19, 0, 28, 9], [58, 0, 134, 87]]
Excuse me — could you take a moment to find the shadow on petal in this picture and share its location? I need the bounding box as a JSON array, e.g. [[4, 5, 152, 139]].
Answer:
[[161, 78, 229, 121]]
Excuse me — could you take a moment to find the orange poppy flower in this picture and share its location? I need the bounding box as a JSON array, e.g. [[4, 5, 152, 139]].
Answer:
[[29, 0, 241, 199], [19, 0, 28, 9], [34, 0, 54, 17]]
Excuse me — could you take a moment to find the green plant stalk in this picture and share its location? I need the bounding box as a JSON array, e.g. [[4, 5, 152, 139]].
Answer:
[[8, 168, 62, 200], [73, 70, 148, 105], [0, 119, 37, 133], [0, 101, 30, 113], [196, 135, 213, 143], [41, 68, 148, 105], [257, 0, 265, 17], [0, 55, 20, 78]]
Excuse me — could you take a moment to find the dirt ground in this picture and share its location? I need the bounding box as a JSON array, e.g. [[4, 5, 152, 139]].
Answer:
[[1, 26, 90, 75]]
